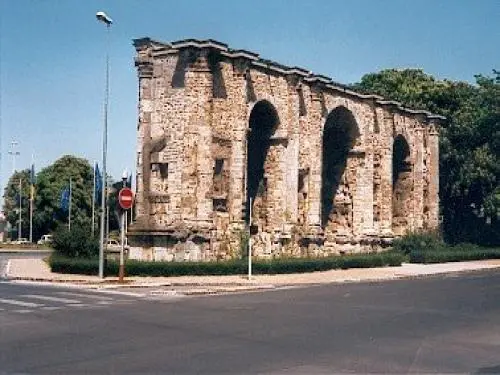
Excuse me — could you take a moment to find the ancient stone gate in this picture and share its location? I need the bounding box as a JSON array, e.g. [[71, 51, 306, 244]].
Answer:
[[129, 37, 443, 261]]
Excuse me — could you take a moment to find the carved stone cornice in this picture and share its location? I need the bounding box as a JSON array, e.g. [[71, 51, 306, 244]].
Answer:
[[133, 36, 447, 121], [135, 54, 153, 78]]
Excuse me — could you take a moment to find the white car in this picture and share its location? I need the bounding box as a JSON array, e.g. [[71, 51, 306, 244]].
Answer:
[[106, 239, 121, 251], [14, 238, 30, 245], [37, 234, 53, 245], [105, 239, 129, 255]]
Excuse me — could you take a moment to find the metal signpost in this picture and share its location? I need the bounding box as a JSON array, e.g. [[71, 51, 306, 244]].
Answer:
[[248, 197, 252, 280], [118, 187, 134, 282]]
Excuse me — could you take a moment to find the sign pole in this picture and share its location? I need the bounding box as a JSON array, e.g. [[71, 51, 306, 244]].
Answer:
[[119, 211, 125, 282], [117, 187, 133, 283], [248, 197, 252, 280]]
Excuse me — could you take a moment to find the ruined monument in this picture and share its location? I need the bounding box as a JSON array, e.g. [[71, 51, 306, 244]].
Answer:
[[129, 37, 443, 261]]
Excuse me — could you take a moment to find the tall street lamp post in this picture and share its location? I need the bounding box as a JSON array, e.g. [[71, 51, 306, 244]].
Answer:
[[96, 11, 113, 279]]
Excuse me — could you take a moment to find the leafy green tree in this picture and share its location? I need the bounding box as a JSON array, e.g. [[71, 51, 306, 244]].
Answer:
[[3, 169, 32, 240], [355, 69, 499, 244], [33, 155, 94, 239]]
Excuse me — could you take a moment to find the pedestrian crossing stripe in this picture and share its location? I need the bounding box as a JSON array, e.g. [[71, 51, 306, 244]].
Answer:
[[57, 291, 114, 300], [0, 298, 43, 308], [40, 306, 63, 311], [21, 294, 81, 304]]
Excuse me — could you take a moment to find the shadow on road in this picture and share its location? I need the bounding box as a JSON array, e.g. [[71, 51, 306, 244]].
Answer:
[[476, 365, 500, 374]]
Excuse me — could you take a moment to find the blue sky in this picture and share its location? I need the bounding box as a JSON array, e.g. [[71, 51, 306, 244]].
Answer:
[[0, 0, 498, 197]]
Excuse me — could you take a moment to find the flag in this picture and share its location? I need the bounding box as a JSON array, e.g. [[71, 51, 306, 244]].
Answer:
[[95, 163, 103, 203], [60, 186, 70, 212], [30, 164, 36, 185], [126, 173, 132, 188]]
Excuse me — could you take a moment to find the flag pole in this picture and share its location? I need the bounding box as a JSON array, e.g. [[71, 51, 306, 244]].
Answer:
[[29, 155, 34, 243], [30, 179, 34, 243], [68, 178, 72, 231], [92, 161, 96, 237], [105, 173, 110, 244], [18, 178, 22, 241]]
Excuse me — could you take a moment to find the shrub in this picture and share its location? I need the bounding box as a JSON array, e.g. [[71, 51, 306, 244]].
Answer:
[[49, 251, 404, 276], [392, 231, 444, 255], [391, 232, 500, 263], [52, 225, 99, 258]]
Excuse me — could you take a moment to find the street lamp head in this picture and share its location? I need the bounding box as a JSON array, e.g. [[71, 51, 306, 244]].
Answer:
[[96, 11, 113, 25]]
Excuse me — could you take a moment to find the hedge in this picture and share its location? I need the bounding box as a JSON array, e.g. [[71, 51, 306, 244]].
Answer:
[[49, 251, 404, 277], [409, 245, 500, 264]]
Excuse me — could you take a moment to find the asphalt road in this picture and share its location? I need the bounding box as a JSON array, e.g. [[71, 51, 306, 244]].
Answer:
[[1, 271, 500, 374]]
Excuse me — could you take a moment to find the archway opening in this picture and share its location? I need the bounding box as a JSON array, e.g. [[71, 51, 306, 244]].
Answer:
[[392, 135, 412, 235], [246, 100, 279, 224], [321, 107, 360, 230]]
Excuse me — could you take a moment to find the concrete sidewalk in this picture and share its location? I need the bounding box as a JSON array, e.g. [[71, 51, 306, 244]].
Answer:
[[5, 257, 500, 294]]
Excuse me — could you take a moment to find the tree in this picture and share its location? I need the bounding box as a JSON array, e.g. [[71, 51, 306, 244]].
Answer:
[[354, 69, 500, 244], [3, 154, 125, 242], [3, 169, 32, 240], [33, 155, 94, 239]]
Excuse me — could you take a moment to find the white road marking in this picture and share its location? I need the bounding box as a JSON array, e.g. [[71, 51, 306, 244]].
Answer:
[[21, 294, 82, 304], [41, 306, 63, 311], [57, 291, 115, 301], [0, 298, 44, 308], [93, 289, 144, 297], [13, 309, 33, 314], [97, 301, 112, 305], [4, 260, 11, 278], [67, 303, 87, 307]]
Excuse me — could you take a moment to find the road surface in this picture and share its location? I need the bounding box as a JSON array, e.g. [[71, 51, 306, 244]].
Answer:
[[1, 270, 500, 373]]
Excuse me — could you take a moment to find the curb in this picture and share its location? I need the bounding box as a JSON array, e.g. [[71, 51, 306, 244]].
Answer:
[[5, 260, 500, 294], [5, 276, 264, 287], [7, 266, 500, 289], [0, 249, 53, 254]]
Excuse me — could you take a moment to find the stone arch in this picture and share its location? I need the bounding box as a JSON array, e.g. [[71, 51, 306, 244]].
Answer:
[[321, 106, 361, 231], [392, 134, 413, 235], [245, 100, 280, 225], [324, 98, 366, 138]]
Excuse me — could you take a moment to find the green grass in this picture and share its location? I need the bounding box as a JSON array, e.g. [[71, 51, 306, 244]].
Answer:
[[49, 251, 404, 277]]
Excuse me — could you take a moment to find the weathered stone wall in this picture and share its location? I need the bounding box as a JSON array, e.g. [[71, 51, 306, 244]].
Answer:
[[129, 38, 443, 261]]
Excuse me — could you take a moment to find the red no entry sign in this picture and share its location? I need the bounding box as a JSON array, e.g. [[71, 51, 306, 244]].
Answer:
[[118, 187, 134, 210]]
